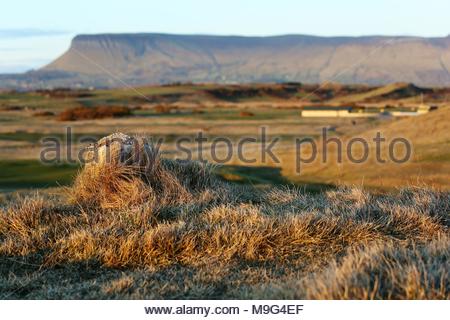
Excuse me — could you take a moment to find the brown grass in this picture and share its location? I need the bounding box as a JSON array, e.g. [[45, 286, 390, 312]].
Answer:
[[239, 111, 255, 117], [57, 106, 131, 121], [153, 104, 176, 114], [0, 135, 448, 299], [248, 237, 449, 299], [33, 111, 55, 117]]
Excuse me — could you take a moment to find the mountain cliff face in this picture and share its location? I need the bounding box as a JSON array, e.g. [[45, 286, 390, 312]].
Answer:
[[6, 33, 450, 88]]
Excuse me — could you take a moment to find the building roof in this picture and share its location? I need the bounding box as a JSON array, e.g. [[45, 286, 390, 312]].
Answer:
[[301, 106, 352, 111]]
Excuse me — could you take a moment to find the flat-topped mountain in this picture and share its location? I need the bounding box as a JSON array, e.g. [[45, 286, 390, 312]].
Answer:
[[3, 33, 450, 88]]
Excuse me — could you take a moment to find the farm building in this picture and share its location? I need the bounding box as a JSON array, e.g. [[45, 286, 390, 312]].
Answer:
[[300, 106, 378, 118], [300, 105, 434, 118]]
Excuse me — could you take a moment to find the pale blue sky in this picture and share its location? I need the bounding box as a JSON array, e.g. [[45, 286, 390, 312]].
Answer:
[[1, 0, 449, 73]]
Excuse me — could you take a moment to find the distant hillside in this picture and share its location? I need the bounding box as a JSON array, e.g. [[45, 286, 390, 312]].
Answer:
[[293, 106, 450, 189], [330, 82, 433, 103], [2, 33, 450, 88], [362, 104, 450, 144]]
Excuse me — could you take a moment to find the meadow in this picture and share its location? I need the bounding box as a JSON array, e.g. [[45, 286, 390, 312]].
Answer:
[[1, 82, 448, 191], [0, 137, 448, 299], [0, 82, 449, 299]]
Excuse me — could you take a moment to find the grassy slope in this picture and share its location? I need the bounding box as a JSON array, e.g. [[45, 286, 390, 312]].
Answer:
[[0, 141, 448, 299], [287, 107, 450, 190], [330, 82, 414, 104]]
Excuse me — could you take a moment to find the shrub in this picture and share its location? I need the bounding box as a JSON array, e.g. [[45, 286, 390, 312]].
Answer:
[[153, 104, 175, 114], [239, 110, 255, 117], [1, 105, 23, 111], [33, 111, 55, 117], [57, 106, 131, 121]]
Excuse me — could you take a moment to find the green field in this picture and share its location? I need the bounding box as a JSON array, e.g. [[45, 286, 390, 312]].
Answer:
[[0, 160, 79, 191], [0, 83, 449, 192]]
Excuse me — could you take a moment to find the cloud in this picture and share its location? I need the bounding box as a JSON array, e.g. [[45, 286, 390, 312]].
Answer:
[[0, 28, 70, 38]]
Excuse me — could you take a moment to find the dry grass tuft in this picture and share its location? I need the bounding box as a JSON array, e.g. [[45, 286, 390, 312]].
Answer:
[[303, 237, 449, 299], [250, 237, 449, 299], [71, 136, 224, 212]]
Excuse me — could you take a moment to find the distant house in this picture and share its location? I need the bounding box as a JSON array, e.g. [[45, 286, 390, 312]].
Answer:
[[300, 106, 351, 117], [413, 94, 436, 114], [390, 104, 433, 117], [300, 104, 435, 118], [300, 106, 378, 118], [417, 104, 432, 114]]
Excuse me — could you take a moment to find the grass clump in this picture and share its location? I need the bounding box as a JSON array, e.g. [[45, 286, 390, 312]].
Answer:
[[71, 135, 224, 211]]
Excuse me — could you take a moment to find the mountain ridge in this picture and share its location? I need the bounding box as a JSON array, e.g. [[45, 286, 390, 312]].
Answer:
[[3, 33, 450, 88]]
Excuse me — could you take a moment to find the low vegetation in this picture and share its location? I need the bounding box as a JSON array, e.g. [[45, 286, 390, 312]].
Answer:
[[153, 104, 176, 114], [0, 135, 448, 299], [57, 105, 131, 121], [33, 111, 55, 117], [239, 110, 255, 117], [0, 83, 449, 299]]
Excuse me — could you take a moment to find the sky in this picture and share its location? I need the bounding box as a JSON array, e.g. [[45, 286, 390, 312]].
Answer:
[[1, 0, 450, 73]]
